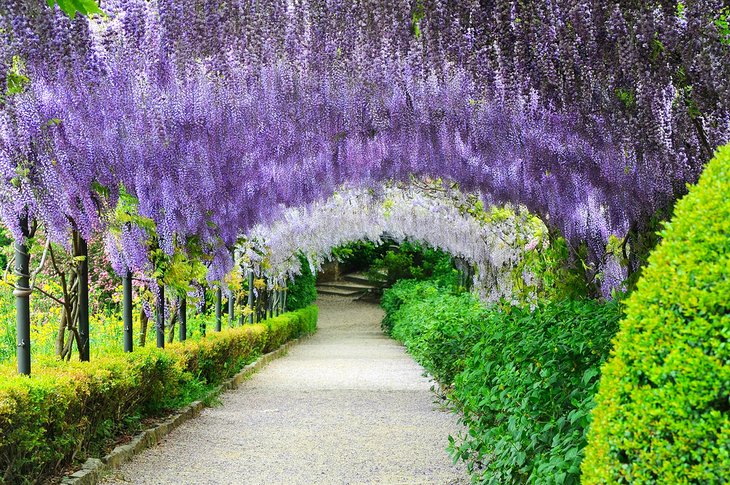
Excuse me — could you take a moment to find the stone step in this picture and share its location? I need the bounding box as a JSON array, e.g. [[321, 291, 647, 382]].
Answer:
[[317, 281, 377, 292], [315, 287, 368, 297], [355, 291, 382, 303], [342, 272, 384, 286]]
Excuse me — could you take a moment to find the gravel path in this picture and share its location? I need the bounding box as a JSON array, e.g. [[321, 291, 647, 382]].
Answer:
[[103, 296, 468, 485]]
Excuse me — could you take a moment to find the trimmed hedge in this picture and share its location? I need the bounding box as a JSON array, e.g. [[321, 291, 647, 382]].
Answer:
[[382, 279, 483, 383], [582, 146, 730, 482], [0, 305, 318, 484], [381, 281, 620, 484], [263, 305, 318, 353]]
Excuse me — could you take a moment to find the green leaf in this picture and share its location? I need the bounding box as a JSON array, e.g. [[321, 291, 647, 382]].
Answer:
[[6, 56, 30, 97], [72, 0, 104, 16], [54, 0, 78, 18], [91, 180, 110, 198], [581, 367, 599, 385], [48, 0, 103, 19]]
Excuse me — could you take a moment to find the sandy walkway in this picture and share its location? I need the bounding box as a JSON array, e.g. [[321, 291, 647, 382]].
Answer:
[[103, 296, 467, 484]]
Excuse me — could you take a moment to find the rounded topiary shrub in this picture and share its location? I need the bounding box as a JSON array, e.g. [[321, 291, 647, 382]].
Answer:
[[582, 145, 730, 483]]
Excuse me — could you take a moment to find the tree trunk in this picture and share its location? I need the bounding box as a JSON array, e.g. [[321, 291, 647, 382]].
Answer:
[[57, 272, 79, 360], [49, 240, 83, 361], [139, 307, 148, 347], [166, 302, 178, 344], [55, 309, 68, 356]]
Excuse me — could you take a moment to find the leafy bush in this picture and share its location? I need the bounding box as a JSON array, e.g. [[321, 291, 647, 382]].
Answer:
[[453, 300, 620, 484], [333, 240, 386, 273], [0, 350, 182, 484], [0, 306, 318, 483], [381, 282, 620, 484], [368, 241, 458, 289], [382, 279, 482, 383], [286, 254, 318, 310], [263, 306, 318, 353], [582, 146, 730, 483], [380, 279, 439, 333]]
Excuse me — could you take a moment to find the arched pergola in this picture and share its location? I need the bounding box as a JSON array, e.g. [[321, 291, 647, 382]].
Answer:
[[0, 1, 727, 375], [237, 182, 542, 303]]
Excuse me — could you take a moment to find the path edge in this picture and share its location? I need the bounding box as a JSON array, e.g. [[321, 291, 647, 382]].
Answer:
[[60, 335, 311, 485]]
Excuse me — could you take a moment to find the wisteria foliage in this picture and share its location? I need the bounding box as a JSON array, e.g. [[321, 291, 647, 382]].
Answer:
[[238, 183, 541, 303], [0, 0, 728, 285]]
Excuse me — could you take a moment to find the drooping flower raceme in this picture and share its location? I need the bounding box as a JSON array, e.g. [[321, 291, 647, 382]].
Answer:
[[0, 1, 726, 292], [238, 183, 543, 303]]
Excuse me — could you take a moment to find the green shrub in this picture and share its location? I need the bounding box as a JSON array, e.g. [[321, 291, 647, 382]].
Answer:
[[333, 240, 386, 273], [582, 145, 730, 483], [167, 323, 268, 389], [0, 306, 318, 484], [453, 300, 620, 484], [368, 241, 458, 289], [381, 279, 438, 333], [382, 280, 482, 383], [286, 254, 318, 310], [0, 349, 187, 484], [294, 305, 319, 334], [263, 305, 318, 353], [381, 282, 620, 484]]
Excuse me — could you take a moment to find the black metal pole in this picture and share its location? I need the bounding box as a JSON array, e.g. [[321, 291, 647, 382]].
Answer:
[[14, 238, 31, 375], [200, 286, 207, 337], [247, 271, 254, 324], [122, 270, 133, 352], [76, 234, 90, 361], [156, 283, 165, 348], [200, 285, 208, 337], [215, 287, 222, 332], [201, 286, 207, 314], [258, 290, 264, 322], [228, 293, 234, 326], [272, 289, 277, 317], [238, 291, 244, 326], [271, 289, 276, 318], [179, 296, 187, 341]]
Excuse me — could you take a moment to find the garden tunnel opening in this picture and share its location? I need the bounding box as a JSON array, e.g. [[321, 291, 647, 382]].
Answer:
[[2, 178, 547, 372], [4, 0, 709, 377]]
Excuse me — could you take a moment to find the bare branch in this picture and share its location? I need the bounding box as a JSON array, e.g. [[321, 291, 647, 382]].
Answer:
[[28, 240, 51, 290]]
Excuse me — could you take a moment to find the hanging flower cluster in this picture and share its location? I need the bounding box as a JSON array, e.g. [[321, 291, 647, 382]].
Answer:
[[238, 182, 543, 303], [0, 1, 727, 289]]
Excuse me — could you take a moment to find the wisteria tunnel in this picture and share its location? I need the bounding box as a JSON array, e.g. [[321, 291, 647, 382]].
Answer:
[[0, 1, 728, 484]]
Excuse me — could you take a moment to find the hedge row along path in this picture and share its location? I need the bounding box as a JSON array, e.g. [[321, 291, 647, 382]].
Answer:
[[102, 295, 467, 484]]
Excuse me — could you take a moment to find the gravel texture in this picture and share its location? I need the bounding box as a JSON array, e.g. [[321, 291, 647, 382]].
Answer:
[[102, 295, 468, 485]]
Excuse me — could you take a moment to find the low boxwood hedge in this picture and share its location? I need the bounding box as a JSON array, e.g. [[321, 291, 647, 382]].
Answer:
[[582, 146, 730, 482], [0, 305, 318, 484], [264, 305, 318, 352]]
